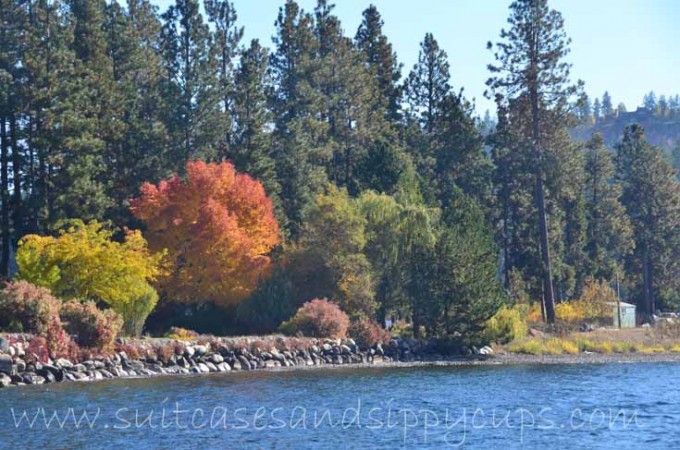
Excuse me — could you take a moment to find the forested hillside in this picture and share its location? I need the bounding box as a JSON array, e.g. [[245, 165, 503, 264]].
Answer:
[[572, 91, 680, 168], [0, 0, 678, 338]]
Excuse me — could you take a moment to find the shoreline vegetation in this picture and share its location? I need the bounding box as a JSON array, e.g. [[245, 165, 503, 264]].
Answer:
[[4, 330, 680, 389], [0, 0, 678, 400]]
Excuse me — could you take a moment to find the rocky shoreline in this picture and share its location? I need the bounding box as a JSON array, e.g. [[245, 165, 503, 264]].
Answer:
[[0, 334, 495, 388], [3, 333, 680, 389]]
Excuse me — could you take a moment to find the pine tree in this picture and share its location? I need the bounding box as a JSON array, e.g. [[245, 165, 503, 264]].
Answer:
[[354, 4, 402, 120], [593, 97, 601, 121], [601, 91, 613, 118], [582, 133, 633, 281], [403, 32, 451, 204], [405, 33, 450, 134], [269, 0, 328, 237], [616, 124, 680, 315], [103, 1, 171, 225], [230, 39, 280, 209], [487, 0, 583, 323], [54, 0, 114, 221], [161, 0, 221, 164], [205, 0, 243, 154]]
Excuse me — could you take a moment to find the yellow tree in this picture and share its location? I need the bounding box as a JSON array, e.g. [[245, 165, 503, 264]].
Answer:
[[15, 220, 166, 335]]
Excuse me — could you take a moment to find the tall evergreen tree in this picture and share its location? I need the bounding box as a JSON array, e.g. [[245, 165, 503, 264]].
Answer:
[[601, 91, 613, 118], [161, 0, 221, 164], [354, 4, 402, 120], [269, 0, 328, 237], [582, 133, 633, 282], [487, 0, 583, 323], [616, 125, 680, 315], [204, 0, 243, 154], [230, 39, 280, 209], [405, 33, 450, 134]]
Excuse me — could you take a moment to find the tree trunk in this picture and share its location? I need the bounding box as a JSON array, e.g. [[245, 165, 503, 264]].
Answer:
[[10, 114, 21, 239], [0, 118, 10, 279], [642, 248, 654, 321], [536, 174, 556, 323]]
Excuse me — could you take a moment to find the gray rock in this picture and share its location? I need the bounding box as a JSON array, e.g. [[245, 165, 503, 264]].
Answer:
[[72, 364, 86, 373], [237, 355, 251, 370], [0, 354, 15, 376], [479, 346, 494, 355], [0, 337, 9, 353], [204, 362, 218, 372], [194, 345, 208, 356], [15, 359, 26, 373], [56, 358, 73, 369], [196, 363, 210, 373], [124, 360, 145, 371], [118, 351, 129, 361], [64, 372, 78, 382], [184, 346, 195, 359], [100, 370, 114, 379], [208, 354, 224, 364], [15, 344, 25, 358], [230, 359, 242, 370], [8, 346, 16, 357], [340, 345, 351, 354], [22, 373, 45, 385], [37, 368, 56, 383], [177, 356, 189, 368], [216, 362, 231, 372], [112, 368, 128, 377], [0, 374, 11, 388]]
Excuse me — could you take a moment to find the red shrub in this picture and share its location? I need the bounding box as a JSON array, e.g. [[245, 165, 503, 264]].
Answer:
[[114, 342, 141, 361], [60, 301, 123, 352], [279, 299, 349, 339], [349, 318, 391, 348], [25, 336, 50, 364], [0, 281, 70, 357]]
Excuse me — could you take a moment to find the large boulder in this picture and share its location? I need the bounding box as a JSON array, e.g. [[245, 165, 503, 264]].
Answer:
[[0, 354, 15, 376], [0, 337, 9, 353]]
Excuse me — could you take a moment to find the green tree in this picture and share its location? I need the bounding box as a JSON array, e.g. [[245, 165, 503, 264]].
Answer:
[[487, 0, 583, 323], [616, 125, 680, 315], [601, 91, 613, 118], [294, 185, 376, 320], [205, 0, 243, 154], [229, 39, 280, 209], [582, 134, 633, 281], [269, 0, 328, 237], [161, 0, 221, 164], [354, 4, 402, 121]]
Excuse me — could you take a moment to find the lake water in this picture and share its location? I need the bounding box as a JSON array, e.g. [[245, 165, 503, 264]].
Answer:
[[1, 363, 678, 449]]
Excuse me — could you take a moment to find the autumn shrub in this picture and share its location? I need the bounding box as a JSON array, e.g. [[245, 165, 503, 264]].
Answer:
[[16, 219, 166, 319], [279, 299, 349, 339], [25, 336, 50, 364], [555, 278, 615, 324], [165, 327, 199, 341], [60, 300, 123, 352], [349, 318, 391, 348], [483, 305, 528, 344], [0, 281, 69, 357], [113, 284, 159, 337], [114, 342, 142, 360]]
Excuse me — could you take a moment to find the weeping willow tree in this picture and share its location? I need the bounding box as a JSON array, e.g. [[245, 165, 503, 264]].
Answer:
[[359, 170, 505, 338]]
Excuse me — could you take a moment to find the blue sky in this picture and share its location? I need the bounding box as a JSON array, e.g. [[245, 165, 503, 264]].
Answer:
[[152, 0, 680, 115]]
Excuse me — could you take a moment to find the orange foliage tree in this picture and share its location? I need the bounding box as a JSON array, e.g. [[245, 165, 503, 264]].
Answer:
[[130, 160, 280, 306]]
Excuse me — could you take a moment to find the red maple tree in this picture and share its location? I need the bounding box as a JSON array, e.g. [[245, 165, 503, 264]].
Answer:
[[130, 160, 280, 306]]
